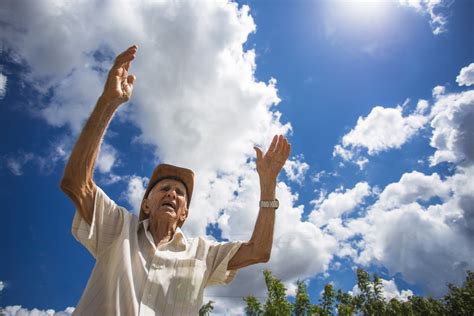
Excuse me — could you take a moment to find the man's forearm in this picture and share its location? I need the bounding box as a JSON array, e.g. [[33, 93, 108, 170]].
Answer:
[[249, 180, 277, 261], [61, 96, 119, 191]]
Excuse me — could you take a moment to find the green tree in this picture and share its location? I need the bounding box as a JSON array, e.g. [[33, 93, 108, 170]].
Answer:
[[294, 280, 311, 316], [444, 270, 474, 316], [352, 269, 387, 315], [263, 269, 292, 316], [244, 268, 474, 316], [336, 289, 356, 316], [244, 295, 263, 316], [320, 283, 335, 316], [198, 300, 214, 316], [408, 296, 445, 315]]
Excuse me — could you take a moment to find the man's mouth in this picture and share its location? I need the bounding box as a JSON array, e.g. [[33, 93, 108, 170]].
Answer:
[[161, 201, 176, 211]]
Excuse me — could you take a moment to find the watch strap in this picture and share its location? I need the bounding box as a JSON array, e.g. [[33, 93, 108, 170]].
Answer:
[[259, 199, 279, 209]]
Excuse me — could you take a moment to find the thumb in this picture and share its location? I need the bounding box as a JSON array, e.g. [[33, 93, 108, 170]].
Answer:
[[254, 146, 263, 163], [127, 75, 136, 86]]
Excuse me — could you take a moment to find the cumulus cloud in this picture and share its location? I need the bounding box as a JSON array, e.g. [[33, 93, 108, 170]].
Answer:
[[1, 306, 75, 316], [1, 1, 328, 312], [398, 0, 449, 35], [123, 175, 148, 215], [334, 105, 427, 162], [415, 99, 429, 115], [343, 167, 474, 296], [381, 279, 414, 302], [96, 142, 118, 174], [350, 278, 414, 302], [432, 85, 446, 98], [283, 155, 309, 184], [456, 63, 474, 87], [309, 182, 371, 228], [375, 171, 451, 210], [0, 72, 7, 99], [429, 90, 474, 166], [323, 66, 474, 297]]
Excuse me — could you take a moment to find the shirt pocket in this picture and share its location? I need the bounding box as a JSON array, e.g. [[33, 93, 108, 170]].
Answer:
[[168, 258, 206, 304]]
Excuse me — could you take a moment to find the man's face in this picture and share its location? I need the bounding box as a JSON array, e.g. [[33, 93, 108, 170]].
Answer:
[[143, 179, 188, 227]]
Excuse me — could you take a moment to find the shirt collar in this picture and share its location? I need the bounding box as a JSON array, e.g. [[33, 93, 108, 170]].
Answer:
[[139, 219, 188, 251]]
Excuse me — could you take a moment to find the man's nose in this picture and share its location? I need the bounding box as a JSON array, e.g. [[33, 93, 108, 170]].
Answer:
[[166, 189, 176, 198]]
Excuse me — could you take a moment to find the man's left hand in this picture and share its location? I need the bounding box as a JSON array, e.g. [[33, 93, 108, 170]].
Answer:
[[254, 135, 291, 184]]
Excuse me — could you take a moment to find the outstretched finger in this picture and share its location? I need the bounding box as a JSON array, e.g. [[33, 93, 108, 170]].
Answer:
[[114, 46, 138, 68], [124, 61, 131, 71], [254, 146, 263, 163], [268, 135, 278, 153], [276, 136, 287, 154]]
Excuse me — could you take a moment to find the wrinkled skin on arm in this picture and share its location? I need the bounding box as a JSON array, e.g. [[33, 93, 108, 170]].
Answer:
[[228, 135, 291, 270], [60, 45, 138, 224]]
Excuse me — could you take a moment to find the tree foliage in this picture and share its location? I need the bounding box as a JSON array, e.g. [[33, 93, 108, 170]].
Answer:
[[198, 300, 214, 316], [242, 269, 473, 316]]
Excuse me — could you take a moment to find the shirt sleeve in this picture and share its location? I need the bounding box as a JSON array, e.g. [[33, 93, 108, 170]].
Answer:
[[205, 240, 243, 287], [71, 186, 127, 258]]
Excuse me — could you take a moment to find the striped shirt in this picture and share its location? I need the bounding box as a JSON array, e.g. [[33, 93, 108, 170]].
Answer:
[[71, 186, 242, 315]]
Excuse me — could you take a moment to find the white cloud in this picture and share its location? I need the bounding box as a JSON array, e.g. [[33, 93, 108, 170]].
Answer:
[[429, 89, 474, 166], [347, 167, 474, 296], [350, 278, 414, 302], [334, 106, 427, 160], [398, 0, 449, 35], [456, 63, 474, 87], [3, 139, 70, 176], [0, 72, 7, 99], [432, 85, 445, 97], [312, 170, 328, 183], [355, 157, 369, 170], [283, 155, 309, 185], [96, 142, 118, 174], [6, 155, 31, 176], [326, 72, 474, 296], [0, 280, 4, 291], [375, 171, 451, 210], [309, 182, 371, 228], [0, 2, 327, 311], [415, 99, 429, 115], [333, 144, 353, 161], [381, 279, 414, 302], [123, 175, 148, 215], [1, 306, 75, 316]]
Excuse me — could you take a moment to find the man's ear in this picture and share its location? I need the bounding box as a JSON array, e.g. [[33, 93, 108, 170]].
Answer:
[[178, 207, 188, 227], [142, 198, 151, 215]]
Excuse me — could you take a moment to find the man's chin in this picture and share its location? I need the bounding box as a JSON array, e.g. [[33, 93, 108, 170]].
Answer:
[[154, 211, 176, 220]]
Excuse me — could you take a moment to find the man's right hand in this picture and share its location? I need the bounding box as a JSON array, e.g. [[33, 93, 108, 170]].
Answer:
[[100, 45, 138, 106]]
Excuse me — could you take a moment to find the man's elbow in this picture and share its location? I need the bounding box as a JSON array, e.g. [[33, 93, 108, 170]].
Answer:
[[60, 176, 93, 199], [60, 176, 79, 195], [254, 248, 271, 263]]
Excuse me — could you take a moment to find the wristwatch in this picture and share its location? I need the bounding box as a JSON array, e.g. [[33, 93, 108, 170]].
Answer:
[[259, 199, 279, 209]]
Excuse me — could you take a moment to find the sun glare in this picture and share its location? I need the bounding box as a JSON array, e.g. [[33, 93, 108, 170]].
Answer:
[[330, 0, 395, 32]]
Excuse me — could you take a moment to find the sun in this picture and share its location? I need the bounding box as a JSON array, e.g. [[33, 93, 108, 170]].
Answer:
[[329, 0, 395, 31]]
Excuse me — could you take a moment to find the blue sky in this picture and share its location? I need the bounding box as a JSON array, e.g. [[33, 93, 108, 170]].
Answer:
[[1, 0, 473, 314]]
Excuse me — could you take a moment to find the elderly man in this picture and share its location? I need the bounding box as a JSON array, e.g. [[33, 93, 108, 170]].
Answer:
[[60, 45, 291, 315]]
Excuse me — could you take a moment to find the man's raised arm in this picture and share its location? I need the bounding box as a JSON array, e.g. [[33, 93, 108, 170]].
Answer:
[[228, 135, 291, 270], [60, 45, 138, 225]]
